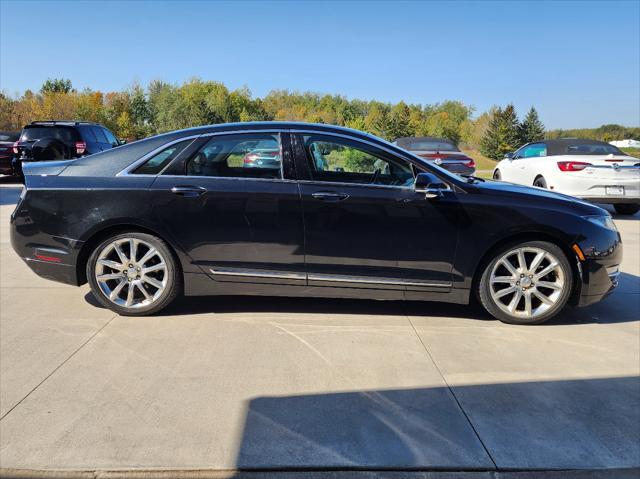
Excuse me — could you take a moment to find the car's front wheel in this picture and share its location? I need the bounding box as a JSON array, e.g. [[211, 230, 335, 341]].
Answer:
[[614, 204, 640, 216], [478, 241, 572, 325], [87, 232, 181, 316]]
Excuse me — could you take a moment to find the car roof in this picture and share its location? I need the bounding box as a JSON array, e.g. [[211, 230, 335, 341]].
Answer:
[[524, 138, 624, 156]]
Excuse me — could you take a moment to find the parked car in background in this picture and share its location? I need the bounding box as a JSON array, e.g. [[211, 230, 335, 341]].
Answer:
[[11, 122, 622, 325], [0, 131, 20, 176], [493, 139, 640, 215], [241, 141, 281, 170], [12, 121, 121, 176], [393, 136, 476, 175]]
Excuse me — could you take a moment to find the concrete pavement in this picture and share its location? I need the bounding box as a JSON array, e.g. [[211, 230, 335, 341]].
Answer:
[[0, 178, 638, 476]]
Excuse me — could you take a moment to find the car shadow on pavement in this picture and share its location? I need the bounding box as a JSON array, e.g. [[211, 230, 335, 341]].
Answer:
[[232, 376, 640, 472]]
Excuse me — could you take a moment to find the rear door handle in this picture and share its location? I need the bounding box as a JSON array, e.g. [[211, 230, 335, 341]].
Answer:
[[170, 185, 207, 197], [311, 191, 349, 202]]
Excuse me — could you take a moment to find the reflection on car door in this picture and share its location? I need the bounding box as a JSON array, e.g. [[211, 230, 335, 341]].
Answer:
[[292, 133, 459, 299], [149, 131, 306, 286]]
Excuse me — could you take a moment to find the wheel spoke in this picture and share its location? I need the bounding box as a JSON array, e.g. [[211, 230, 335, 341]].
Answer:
[[109, 278, 127, 300], [491, 275, 514, 283], [114, 242, 129, 265], [98, 259, 122, 270], [142, 262, 165, 274], [138, 247, 158, 265], [499, 259, 518, 276], [535, 262, 558, 280], [507, 290, 523, 312], [97, 273, 123, 282], [494, 286, 518, 299], [137, 282, 152, 301], [143, 276, 163, 289], [516, 250, 527, 271], [523, 291, 532, 316], [529, 252, 545, 273], [125, 282, 135, 307], [532, 289, 553, 305], [129, 239, 138, 263], [536, 280, 562, 290]]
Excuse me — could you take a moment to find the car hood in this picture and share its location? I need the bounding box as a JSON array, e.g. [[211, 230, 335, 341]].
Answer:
[[473, 179, 607, 216]]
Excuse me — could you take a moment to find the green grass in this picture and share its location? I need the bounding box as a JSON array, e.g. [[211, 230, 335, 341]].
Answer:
[[460, 148, 497, 177], [621, 147, 640, 159]]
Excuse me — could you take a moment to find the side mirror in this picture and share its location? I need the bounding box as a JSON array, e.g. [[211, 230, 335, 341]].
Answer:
[[504, 152, 514, 160], [414, 172, 448, 199]]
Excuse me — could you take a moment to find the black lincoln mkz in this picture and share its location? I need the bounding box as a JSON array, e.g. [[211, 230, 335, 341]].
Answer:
[[10, 122, 622, 324]]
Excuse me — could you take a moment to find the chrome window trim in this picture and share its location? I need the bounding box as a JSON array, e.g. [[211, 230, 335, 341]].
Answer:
[[209, 267, 451, 288]]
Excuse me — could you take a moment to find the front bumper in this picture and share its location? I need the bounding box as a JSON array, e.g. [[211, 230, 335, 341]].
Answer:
[[574, 225, 623, 307]]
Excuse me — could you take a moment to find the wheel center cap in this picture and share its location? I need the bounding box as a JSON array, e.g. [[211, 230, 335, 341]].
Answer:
[[521, 276, 532, 288], [127, 267, 137, 279]]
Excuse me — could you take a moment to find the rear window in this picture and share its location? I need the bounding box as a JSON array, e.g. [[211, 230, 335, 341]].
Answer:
[[21, 126, 79, 142], [0, 132, 19, 142], [566, 143, 625, 155], [399, 139, 458, 152]]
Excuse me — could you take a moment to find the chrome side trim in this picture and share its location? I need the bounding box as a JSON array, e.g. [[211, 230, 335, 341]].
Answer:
[[308, 273, 450, 288], [209, 267, 306, 281]]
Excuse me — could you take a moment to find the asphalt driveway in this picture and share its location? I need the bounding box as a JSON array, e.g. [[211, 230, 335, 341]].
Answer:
[[0, 179, 638, 477]]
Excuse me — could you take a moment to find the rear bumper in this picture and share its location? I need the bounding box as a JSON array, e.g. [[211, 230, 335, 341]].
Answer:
[[550, 174, 640, 204]]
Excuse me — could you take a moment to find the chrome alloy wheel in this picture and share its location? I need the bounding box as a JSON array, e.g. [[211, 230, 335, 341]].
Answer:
[[489, 246, 565, 319], [94, 238, 167, 309]]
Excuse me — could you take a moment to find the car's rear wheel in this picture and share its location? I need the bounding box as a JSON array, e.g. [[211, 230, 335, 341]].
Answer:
[[614, 204, 640, 216], [533, 176, 547, 188], [478, 241, 572, 325], [87, 232, 181, 316], [493, 169, 501, 180]]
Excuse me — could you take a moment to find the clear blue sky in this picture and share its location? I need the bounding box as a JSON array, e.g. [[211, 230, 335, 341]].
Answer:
[[1, 0, 639, 129]]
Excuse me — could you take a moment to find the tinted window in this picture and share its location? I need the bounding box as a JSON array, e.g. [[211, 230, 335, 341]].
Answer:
[[0, 132, 19, 142], [134, 140, 192, 175], [78, 125, 97, 142], [21, 126, 78, 142], [186, 134, 281, 179], [566, 143, 624, 155], [521, 143, 547, 158], [400, 140, 458, 151], [102, 128, 118, 146], [92, 126, 107, 143], [303, 135, 414, 187]]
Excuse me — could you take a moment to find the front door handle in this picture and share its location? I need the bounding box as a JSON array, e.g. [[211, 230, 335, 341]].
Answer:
[[170, 185, 207, 197], [311, 191, 349, 202]]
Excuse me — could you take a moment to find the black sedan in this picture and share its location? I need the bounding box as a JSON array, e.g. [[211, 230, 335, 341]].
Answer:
[[10, 122, 622, 324]]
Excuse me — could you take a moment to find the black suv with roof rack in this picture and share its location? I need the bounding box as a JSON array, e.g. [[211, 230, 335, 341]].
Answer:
[[12, 121, 122, 177]]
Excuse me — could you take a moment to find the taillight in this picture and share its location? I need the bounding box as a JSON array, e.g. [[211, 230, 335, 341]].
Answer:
[[243, 154, 258, 164], [12, 141, 19, 154], [75, 141, 86, 155], [464, 159, 476, 168], [557, 161, 592, 172]]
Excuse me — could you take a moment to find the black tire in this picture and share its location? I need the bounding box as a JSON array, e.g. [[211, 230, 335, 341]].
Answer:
[[533, 176, 547, 188], [614, 204, 640, 216], [493, 169, 501, 180], [478, 240, 573, 325], [87, 232, 182, 316]]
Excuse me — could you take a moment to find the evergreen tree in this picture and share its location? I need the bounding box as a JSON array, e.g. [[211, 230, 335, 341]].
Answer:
[[480, 104, 521, 160], [518, 107, 545, 144]]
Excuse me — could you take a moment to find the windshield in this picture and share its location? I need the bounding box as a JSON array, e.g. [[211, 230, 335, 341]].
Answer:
[[21, 126, 78, 142], [566, 143, 625, 155]]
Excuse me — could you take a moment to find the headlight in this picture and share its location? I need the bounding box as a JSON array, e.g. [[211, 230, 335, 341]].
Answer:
[[583, 215, 617, 231]]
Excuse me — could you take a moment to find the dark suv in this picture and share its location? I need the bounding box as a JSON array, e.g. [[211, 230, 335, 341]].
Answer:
[[12, 121, 121, 176]]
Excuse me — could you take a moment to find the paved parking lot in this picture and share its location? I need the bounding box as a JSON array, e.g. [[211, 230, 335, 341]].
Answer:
[[0, 178, 638, 477]]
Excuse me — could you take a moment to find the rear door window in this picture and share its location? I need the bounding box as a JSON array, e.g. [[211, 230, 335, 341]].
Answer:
[[78, 125, 97, 142], [91, 126, 108, 143], [134, 140, 193, 175], [102, 128, 118, 147]]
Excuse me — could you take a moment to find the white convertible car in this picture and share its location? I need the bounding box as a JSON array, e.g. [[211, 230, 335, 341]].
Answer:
[[493, 139, 640, 215]]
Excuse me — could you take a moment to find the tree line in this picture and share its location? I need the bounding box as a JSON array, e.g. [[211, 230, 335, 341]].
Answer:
[[0, 78, 637, 161]]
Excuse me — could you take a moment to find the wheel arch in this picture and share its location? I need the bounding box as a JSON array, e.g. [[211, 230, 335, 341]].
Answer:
[[470, 231, 582, 306], [76, 223, 185, 285]]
